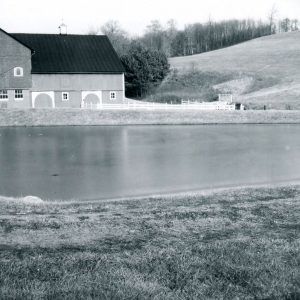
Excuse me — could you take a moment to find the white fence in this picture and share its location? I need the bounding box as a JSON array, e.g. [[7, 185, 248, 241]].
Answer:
[[82, 101, 237, 111]]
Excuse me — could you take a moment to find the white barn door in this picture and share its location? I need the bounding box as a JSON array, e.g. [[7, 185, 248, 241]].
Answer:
[[81, 91, 102, 108]]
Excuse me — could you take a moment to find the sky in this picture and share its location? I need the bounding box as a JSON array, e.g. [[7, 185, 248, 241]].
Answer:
[[1, 0, 299, 35]]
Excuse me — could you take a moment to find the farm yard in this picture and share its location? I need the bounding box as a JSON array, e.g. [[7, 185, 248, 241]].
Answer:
[[1, 2, 300, 299]]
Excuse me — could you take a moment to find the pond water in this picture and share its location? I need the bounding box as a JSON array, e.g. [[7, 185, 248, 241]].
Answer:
[[0, 125, 300, 201]]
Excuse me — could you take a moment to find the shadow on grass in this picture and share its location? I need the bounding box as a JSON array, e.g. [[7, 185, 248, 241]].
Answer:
[[1, 185, 300, 299]]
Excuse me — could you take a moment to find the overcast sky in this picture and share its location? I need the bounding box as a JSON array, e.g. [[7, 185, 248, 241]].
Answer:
[[1, 0, 299, 35]]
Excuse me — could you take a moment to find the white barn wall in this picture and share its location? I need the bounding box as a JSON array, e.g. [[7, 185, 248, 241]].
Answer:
[[32, 74, 124, 91], [32, 74, 124, 105]]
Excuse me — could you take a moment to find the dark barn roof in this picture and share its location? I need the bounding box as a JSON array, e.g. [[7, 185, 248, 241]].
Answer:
[[11, 33, 125, 74]]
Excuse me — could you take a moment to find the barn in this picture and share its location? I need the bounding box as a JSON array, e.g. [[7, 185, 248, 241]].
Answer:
[[0, 28, 125, 109]]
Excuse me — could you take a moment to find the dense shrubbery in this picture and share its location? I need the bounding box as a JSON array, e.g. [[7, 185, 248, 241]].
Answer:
[[153, 69, 233, 102], [120, 42, 170, 98], [147, 93, 182, 104]]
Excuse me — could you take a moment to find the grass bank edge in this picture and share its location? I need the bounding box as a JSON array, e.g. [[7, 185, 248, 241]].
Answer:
[[1, 109, 300, 127], [1, 181, 300, 207]]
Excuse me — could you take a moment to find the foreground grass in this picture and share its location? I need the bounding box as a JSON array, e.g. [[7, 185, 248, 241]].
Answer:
[[0, 186, 300, 299]]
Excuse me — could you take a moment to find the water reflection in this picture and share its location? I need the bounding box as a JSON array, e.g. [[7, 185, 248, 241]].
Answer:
[[0, 125, 300, 201]]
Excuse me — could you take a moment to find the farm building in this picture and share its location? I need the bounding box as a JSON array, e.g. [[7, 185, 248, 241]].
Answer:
[[0, 27, 125, 109]]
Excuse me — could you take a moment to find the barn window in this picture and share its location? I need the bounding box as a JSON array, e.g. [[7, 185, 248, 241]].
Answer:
[[15, 89, 23, 100], [110, 91, 117, 100], [14, 67, 24, 77], [62, 92, 69, 101], [0, 90, 8, 100]]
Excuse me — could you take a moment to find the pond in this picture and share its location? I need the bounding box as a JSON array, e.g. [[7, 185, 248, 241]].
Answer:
[[0, 125, 300, 201]]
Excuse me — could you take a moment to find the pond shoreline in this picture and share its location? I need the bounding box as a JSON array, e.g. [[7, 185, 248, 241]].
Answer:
[[2, 180, 300, 205], [1, 109, 300, 126]]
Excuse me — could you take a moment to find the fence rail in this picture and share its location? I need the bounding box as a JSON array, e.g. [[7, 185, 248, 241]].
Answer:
[[82, 102, 238, 111]]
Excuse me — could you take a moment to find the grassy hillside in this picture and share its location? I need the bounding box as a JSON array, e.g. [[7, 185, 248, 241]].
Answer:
[[164, 31, 300, 109]]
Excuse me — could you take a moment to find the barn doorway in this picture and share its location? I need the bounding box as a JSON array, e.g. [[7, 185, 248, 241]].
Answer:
[[81, 91, 102, 108], [32, 92, 55, 108]]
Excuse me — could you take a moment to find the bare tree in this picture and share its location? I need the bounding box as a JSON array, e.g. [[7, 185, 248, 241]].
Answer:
[[144, 20, 165, 50], [100, 20, 130, 55], [280, 18, 291, 32], [291, 19, 299, 31], [101, 20, 125, 37], [268, 4, 278, 34], [164, 19, 178, 56], [166, 19, 177, 34]]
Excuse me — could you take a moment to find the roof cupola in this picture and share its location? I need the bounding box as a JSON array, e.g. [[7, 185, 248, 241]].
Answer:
[[58, 21, 67, 35]]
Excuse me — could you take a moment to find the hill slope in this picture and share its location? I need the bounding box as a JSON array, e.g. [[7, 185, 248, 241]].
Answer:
[[168, 31, 300, 109]]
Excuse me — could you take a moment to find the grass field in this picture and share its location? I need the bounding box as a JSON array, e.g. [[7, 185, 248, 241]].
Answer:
[[167, 31, 300, 109], [1, 185, 300, 299], [1, 108, 300, 126]]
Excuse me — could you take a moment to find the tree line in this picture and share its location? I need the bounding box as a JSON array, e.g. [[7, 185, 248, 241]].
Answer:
[[277, 18, 299, 33], [141, 19, 272, 57], [90, 16, 298, 98], [94, 16, 299, 58]]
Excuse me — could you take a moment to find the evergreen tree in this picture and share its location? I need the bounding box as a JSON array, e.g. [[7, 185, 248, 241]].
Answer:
[[120, 42, 169, 98]]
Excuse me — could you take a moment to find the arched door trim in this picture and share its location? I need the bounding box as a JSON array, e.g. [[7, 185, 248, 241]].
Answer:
[[32, 92, 55, 108], [81, 91, 102, 108]]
